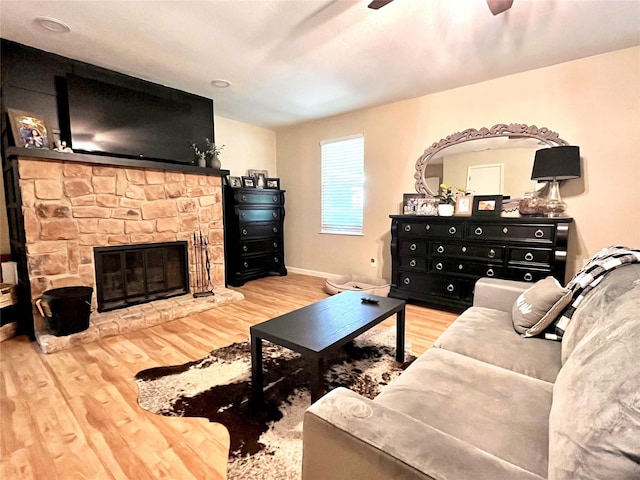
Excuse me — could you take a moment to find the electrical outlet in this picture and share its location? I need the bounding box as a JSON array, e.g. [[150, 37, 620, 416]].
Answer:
[[370, 258, 378, 268]]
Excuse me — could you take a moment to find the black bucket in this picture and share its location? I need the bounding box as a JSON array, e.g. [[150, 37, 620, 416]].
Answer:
[[36, 286, 93, 336]]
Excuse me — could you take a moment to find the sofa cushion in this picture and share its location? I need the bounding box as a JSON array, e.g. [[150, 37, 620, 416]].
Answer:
[[376, 348, 553, 478], [548, 278, 640, 479], [434, 306, 561, 382], [512, 276, 572, 337]]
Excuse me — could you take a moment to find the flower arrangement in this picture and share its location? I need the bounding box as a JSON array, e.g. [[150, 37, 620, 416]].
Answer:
[[436, 183, 469, 205], [190, 138, 225, 164]]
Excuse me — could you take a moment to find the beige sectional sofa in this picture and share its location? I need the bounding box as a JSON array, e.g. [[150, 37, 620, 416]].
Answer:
[[302, 263, 640, 480]]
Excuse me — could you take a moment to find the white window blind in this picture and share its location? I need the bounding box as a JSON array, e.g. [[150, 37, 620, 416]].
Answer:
[[321, 135, 364, 235]]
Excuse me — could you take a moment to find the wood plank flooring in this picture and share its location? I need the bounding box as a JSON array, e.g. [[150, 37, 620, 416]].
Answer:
[[0, 273, 456, 480]]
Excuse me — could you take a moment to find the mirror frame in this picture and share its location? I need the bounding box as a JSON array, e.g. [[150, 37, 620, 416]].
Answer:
[[414, 123, 569, 196]]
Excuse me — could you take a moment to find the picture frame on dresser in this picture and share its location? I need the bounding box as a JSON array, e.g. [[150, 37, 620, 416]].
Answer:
[[241, 176, 256, 188], [227, 176, 242, 188], [472, 195, 503, 217], [7, 109, 53, 149], [402, 193, 421, 214], [455, 196, 473, 216], [264, 178, 280, 189]]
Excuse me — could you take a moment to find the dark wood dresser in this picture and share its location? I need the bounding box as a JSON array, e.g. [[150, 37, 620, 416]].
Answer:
[[223, 187, 287, 286], [389, 215, 572, 312]]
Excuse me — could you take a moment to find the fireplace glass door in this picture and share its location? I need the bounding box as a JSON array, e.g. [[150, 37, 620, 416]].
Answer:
[[94, 241, 188, 312]]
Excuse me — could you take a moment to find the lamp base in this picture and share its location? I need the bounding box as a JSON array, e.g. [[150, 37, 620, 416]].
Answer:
[[541, 180, 567, 217]]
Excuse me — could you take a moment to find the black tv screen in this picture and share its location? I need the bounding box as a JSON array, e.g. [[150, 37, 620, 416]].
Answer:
[[65, 74, 213, 164]]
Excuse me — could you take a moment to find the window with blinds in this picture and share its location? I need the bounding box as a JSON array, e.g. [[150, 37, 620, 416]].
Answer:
[[320, 135, 364, 235]]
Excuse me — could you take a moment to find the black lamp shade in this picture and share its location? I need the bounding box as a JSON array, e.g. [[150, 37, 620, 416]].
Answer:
[[531, 146, 581, 181]]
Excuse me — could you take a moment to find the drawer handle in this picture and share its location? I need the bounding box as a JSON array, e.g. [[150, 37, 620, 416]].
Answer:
[[458, 264, 463, 271], [410, 243, 417, 251], [448, 226, 457, 235], [525, 252, 534, 261], [404, 225, 412, 232], [437, 245, 445, 254], [241, 212, 246, 218], [409, 259, 417, 267], [273, 242, 278, 248], [241, 195, 247, 201], [535, 229, 544, 238], [487, 268, 495, 277], [243, 261, 249, 268], [274, 257, 279, 263], [272, 212, 277, 218], [475, 227, 483, 236], [524, 273, 533, 282], [435, 262, 443, 271], [272, 195, 278, 202], [242, 228, 248, 235], [503, 227, 509, 234], [488, 249, 496, 259], [446, 284, 455, 293], [461, 246, 467, 253], [403, 278, 411, 285], [242, 245, 248, 252], [273, 227, 278, 233], [425, 224, 431, 231]]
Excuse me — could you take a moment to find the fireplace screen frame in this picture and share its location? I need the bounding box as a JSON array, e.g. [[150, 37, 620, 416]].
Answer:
[[94, 241, 189, 312]]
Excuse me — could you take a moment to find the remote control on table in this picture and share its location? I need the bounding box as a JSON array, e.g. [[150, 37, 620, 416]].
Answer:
[[361, 297, 379, 304]]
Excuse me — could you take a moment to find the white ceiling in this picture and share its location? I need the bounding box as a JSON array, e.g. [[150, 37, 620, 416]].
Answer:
[[1, 0, 639, 129]]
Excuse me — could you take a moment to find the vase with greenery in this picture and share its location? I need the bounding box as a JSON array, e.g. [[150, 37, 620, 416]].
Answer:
[[190, 138, 225, 169]]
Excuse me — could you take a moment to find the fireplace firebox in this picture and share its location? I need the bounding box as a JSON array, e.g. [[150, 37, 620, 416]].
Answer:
[[94, 242, 189, 312]]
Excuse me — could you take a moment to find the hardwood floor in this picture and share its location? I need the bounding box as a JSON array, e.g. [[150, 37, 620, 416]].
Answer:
[[0, 273, 456, 480]]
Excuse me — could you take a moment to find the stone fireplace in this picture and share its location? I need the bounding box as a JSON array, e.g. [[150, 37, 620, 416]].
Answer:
[[13, 154, 243, 353]]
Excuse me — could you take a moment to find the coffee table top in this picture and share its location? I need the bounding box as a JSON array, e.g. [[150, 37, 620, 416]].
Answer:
[[250, 291, 405, 356]]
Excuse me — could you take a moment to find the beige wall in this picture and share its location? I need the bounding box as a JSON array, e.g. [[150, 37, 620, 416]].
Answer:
[[214, 116, 277, 178], [276, 47, 640, 282]]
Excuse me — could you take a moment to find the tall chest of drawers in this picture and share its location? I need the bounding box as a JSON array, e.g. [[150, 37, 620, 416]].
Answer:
[[223, 187, 287, 287], [389, 215, 572, 312]]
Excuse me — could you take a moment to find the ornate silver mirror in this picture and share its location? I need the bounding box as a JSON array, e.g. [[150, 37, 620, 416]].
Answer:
[[414, 123, 568, 198]]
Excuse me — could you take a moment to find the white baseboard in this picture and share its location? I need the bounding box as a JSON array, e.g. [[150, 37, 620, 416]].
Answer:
[[286, 266, 337, 278]]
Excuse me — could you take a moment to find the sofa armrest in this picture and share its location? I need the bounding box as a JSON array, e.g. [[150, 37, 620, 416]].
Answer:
[[473, 277, 531, 312], [302, 387, 543, 480]]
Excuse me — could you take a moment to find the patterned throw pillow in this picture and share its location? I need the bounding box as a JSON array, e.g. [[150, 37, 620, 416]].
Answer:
[[512, 276, 572, 337]]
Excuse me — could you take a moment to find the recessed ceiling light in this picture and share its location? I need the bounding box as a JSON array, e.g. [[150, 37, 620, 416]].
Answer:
[[211, 79, 231, 88], [34, 16, 71, 33]]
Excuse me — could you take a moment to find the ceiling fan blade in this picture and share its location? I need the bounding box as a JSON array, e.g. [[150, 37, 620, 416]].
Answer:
[[368, 0, 395, 10], [487, 0, 514, 15]]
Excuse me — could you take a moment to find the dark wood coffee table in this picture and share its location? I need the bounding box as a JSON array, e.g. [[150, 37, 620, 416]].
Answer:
[[250, 290, 406, 403]]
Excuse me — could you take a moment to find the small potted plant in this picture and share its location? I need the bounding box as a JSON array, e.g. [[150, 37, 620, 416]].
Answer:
[[436, 184, 467, 216], [190, 138, 225, 169]]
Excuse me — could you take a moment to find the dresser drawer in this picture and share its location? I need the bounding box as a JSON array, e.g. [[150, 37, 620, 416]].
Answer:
[[239, 238, 282, 255], [431, 259, 503, 278], [432, 243, 504, 261], [398, 256, 427, 271], [508, 247, 553, 265], [506, 267, 552, 283], [237, 207, 281, 224], [235, 191, 282, 205], [237, 254, 284, 272], [399, 240, 428, 256], [239, 223, 282, 238], [399, 222, 463, 238], [468, 223, 555, 243]]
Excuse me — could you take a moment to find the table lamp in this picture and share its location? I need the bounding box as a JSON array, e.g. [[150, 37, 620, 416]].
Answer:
[[531, 146, 581, 217]]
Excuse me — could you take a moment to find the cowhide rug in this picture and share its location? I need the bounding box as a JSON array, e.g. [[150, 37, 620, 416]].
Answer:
[[135, 327, 414, 480]]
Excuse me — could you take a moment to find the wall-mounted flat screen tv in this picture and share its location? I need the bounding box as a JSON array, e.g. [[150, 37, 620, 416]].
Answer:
[[65, 73, 213, 164]]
